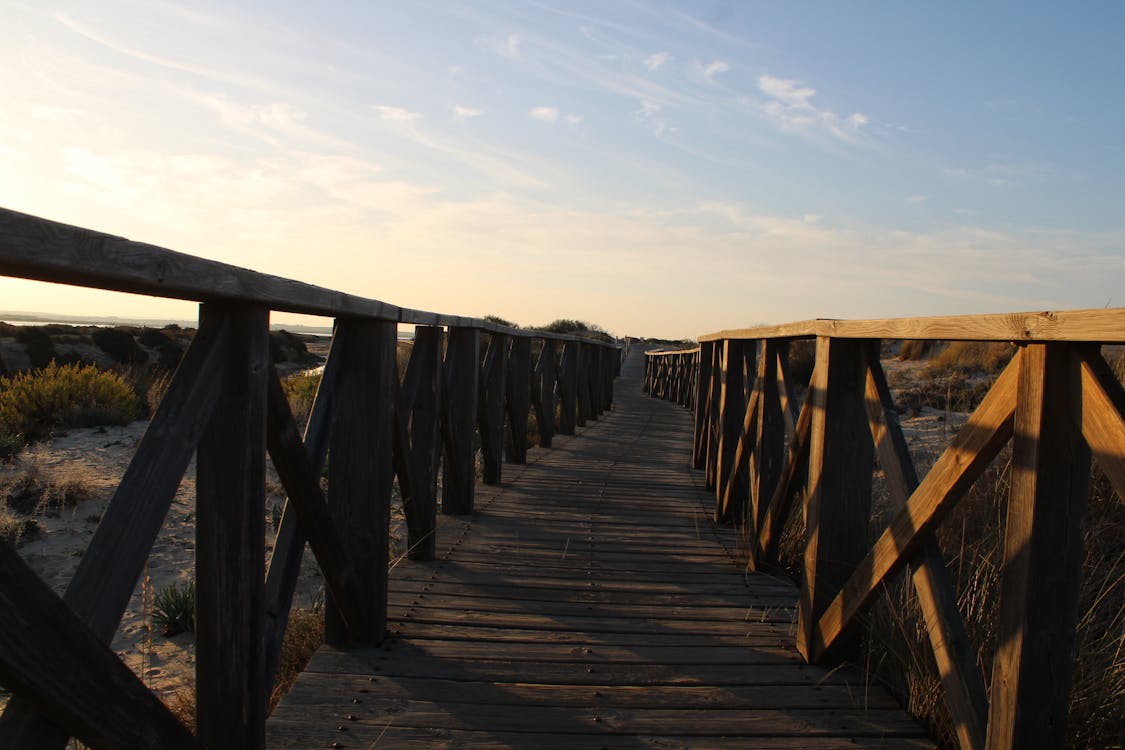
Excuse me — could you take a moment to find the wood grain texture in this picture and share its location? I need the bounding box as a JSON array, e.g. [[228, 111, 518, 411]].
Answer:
[[325, 319, 397, 646], [986, 344, 1090, 750], [0, 540, 196, 750], [558, 340, 579, 436], [442, 327, 481, 513], [1077, 346, 1125, 499], [268, 348, 933, 749], [715, 339, 752, 523], [195, 303, 269, 750], [505, 336, 532, 464], [692, 342, 714, 469], [797, 338, 875, 663], [479, 333, 509, 485], [532, 340, 558, 448], [399, 326, 442, 560]]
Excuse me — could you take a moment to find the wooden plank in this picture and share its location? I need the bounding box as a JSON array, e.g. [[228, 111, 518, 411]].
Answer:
[[798, 337, 874, 662], [441, 327, 480, 513], [718, 387, 760, 525], [558, 340, 579, 435], [506, 336, 532, 463], [1077, 346, 1125, 499], [986, 343, 1090, 749], [265, 368, 367, 640], [325, 318, 397, 645], [697, 308, 1125, 344], [0, 540, 196, 750], [262, 323, 344, 685], [532, 339, 559, 448], [195, 303, 269, 750], [399, 326, 442, 560], [809, 353, 1021, 663], [715, 339, 752, 523], [863, 351, 988, 750], [479, 333, 509, 484]]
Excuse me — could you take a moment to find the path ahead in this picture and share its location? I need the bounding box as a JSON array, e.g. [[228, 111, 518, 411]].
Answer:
[[267, 350, 933, 749]]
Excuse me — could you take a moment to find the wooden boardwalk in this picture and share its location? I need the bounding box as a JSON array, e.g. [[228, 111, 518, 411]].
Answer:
[[267, 351, 934, 749]]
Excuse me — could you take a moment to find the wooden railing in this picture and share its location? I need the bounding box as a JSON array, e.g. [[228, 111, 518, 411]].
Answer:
[[0, 208, 620, 749], [644, 311, 1125, 750]]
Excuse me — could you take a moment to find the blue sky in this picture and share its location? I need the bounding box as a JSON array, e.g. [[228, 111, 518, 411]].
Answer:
[[1, 1, 1123, 338]]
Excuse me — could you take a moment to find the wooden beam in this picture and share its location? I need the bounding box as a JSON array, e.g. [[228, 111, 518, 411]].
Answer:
[[506, 336, 532, 464], [0, 315, 227, 748], [751, 340, 787, 540], [442, 326, 481, 512], [719, 384, 761, 526], [808, 353, 1021, 662], [479, 333, 509, 485], [532, 340, 558, 449], [986, 343, 1090, 749], [797, 337, 875, 663], [0, 539, 196, 750], [704, 342, 723, 491], [715, 339, 753, 524], [195, 303, 269, 749], [324, 318, 397, 646], [398, 326, 442, 560], [557, 340, 579, 436], [1077, 346, 1125, 499], [576, 342, 593, 426], [864, 351, 988, 750]]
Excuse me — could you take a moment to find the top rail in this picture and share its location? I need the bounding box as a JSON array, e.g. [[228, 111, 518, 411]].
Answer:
[[0, 208, 612, 345], [696, 308, 1125, 343]]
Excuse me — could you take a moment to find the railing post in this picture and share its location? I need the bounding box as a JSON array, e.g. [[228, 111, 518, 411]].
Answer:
[[751, 339, 787, 536], [797, 336, 875, 662], [479, 332, 509, 485], [324, 318, 397, 646], [704, 343, 722, 490], [986, 342, 1090, 749], [533, 340, 559, 448], [195, 303, 269, 749], [399, 325, 443, 560], [576, 342, 593, 425], [693, 343, 714, 470], [715, 339, 753, 523], [441, 326, 480, 514], [558, 340, 579, 435], [505, 336, 532, 464]]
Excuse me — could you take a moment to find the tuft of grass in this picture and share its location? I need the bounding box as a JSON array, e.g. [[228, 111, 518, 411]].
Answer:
[[898, 339, 934, 361], [926, 341, 1015, 376], [152, 581, 195, 637], [0, 361, 140, 440]]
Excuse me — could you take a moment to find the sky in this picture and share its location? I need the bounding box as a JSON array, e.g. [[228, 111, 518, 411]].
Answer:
[[1, 1, 1123, 339]]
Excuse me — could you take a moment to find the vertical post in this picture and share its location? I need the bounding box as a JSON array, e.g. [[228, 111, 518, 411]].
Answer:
[[478, 333, 509, 485], [715, 339, 753, 524], [195, 303, 269, 749], [751, 340, 787, 536], [986, 343, 1089, 750], [533, 340, 558, 448], [401, 326, 442, 560], [324, 318, 396, 646], [704, 343, 723, 490], [576, 342, 593, 426], [442, 326, 480, 513], [558, 340, 579, 435], [797, 337, 875, 662], [506, 337, 532, 463], [693, 342, 714, 470]]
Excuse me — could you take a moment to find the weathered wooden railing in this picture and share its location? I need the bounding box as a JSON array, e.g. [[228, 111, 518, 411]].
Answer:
[[644, 311, 1125, 750], [0, 208, 620, 749]]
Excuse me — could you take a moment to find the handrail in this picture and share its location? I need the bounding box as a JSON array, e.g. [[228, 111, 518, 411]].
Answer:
[[0, 207, 621, 750], [0, 207, 614, 345], [645, 311, 1125, 750]]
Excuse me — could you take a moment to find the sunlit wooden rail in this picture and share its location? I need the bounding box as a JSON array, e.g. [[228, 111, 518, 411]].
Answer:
[[0, 208, 619, 749], [644, 311, 1125, 750]]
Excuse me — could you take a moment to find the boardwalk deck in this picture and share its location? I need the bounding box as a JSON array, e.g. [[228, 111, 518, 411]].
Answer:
[[266, 351, 934, 749]]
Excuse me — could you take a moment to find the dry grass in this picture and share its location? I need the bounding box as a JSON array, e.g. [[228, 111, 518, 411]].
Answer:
[[268, 608, 325, 713]]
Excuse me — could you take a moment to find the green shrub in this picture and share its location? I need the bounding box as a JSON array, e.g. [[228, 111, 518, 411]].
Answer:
[[0, 361, 141, 440], [281, 370, 322, 429], [153, 580, 195, 637]]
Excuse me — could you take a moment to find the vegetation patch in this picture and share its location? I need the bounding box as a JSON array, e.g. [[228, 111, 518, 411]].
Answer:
[[0, 361, 141, 440], [152, 580, 195, 637]]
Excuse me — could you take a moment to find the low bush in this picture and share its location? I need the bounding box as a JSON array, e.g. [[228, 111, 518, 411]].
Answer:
[[152, 580, 195, 637], [92, 327, 147, 364], [926, 341, 1014, 375], [281, 371, 322, 429], [0, 361, 141, 440]]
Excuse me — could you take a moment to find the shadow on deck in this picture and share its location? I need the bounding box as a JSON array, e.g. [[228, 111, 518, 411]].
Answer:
[[266, 351, 933, 749]]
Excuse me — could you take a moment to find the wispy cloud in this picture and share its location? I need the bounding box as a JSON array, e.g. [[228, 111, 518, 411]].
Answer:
[[477, 33, 522, 59], [633, 100, 673, 138], [702, 59, 730, 83], [754, 74, 868, 143], [373, 104, 423, 122], [529, 106, 560, 123], [565, 113, 584, 126], [644, 52, 671, 72], [907, 195, 926, 205], [453, 105, 483, 121], [943, 161, 1054, 188]]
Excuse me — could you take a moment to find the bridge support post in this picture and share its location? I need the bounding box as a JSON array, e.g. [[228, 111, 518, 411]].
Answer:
[[533, 340, 559, 447], [693, 342, 714, 470], [324, 318, 397, 647], [506, 337, 532, 464], [195, 303, 270, 749], [442, 326, 481, 513], [398, 325, 443, 561], [479, 332, 509, 484], [558, 340, 579, 435], [797, 337, 875, 663], [715, 339, 753, 524]]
